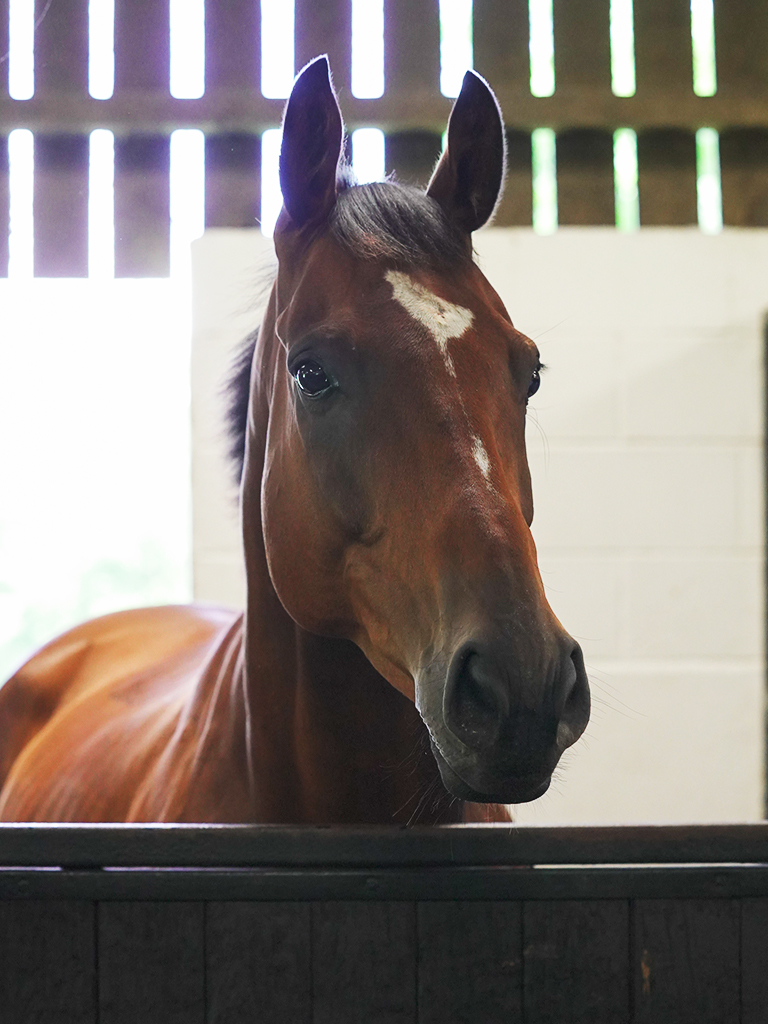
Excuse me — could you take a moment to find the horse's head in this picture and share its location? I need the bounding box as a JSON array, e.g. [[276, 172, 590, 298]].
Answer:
[[246, 57, 589, 805]]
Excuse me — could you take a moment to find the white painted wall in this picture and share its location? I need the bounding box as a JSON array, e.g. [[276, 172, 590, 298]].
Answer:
[[192, 227, 767, 825]]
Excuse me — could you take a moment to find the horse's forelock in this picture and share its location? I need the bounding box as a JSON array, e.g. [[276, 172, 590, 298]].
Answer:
[[330, 180, 471, 271]]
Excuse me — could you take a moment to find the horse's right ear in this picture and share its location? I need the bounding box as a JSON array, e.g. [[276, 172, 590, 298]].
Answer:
[[278, 56, 343, 231]]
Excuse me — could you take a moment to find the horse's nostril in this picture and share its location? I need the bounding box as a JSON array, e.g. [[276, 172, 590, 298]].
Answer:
[[444, 649, 508, 749], [556, 644, 591, 750]]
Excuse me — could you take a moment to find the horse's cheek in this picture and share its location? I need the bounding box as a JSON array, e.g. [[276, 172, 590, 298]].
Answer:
[[261, 452, 352, 637]]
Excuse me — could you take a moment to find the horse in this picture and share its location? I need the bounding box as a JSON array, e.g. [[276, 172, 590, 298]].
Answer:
[[0, 58, 590, 825]]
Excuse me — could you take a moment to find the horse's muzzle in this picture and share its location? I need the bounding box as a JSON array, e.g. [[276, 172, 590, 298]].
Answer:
[[423, 637, 590, 804]]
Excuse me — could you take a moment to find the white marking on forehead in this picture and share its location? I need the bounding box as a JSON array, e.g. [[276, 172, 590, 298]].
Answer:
[[385, 269, 474, 375], [472, 435, 491, 481]]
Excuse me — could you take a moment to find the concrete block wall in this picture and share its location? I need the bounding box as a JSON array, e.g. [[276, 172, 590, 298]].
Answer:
[[192, 227, 767, 824]]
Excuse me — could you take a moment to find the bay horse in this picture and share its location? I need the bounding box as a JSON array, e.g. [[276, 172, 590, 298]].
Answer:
[[0, 59, 589, 824]]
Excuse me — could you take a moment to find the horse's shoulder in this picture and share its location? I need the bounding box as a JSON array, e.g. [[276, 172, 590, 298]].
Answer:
[[0, 604, 243, 804], [4, 604, 238, 700]]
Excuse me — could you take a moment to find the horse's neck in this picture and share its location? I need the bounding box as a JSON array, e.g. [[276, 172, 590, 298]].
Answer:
[[240, 555, 463, 824]]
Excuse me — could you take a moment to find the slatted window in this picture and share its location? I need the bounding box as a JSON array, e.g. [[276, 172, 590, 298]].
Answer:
[[3, 0, 766, 280]]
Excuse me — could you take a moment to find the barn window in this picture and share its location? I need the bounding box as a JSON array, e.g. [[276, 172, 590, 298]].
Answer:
[[261, 0, 295, 99], [696, 127, 723, 233], [528, 0, 555, 98], [613, 128, 640, 231], [691, 0, 717, 97], [609, 0, 636, 97], [89, 0, 115, 100], [351, 0, 384, 98], [8, 0, 34, 100], [169, 0, 205, 99], [439, 0, 473, 98]]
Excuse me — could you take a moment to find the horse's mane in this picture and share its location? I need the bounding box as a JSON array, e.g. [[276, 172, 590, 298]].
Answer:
[[224, 329, 259, 485], [225, 178, 471, 484]]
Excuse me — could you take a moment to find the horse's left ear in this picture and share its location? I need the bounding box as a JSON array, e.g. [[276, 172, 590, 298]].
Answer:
[[426, 71, 506, 234], [278, 56, 344, 230]]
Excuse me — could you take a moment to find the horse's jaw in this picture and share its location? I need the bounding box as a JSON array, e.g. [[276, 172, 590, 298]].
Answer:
[[427, 734, 552, 805]]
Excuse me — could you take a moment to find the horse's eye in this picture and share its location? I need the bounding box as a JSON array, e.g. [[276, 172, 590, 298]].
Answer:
[[293, 358, 334, 398], [527, 368, 541, 399]]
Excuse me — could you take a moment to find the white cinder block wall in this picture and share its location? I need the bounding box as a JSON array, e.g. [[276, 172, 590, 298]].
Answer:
[[192, 227, 767, 824]]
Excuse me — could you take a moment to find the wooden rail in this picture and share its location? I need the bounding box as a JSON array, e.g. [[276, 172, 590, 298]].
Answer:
[[0, 823, 767, 1021]]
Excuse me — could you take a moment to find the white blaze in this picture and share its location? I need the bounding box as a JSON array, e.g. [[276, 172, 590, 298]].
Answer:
[[385, 269, 474, 375], [472, 435, 491, 481]]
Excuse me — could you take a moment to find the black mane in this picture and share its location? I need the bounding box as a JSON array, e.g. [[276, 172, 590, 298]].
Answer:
[[225, 179, 471, 484], [224, 329, 259, 486]]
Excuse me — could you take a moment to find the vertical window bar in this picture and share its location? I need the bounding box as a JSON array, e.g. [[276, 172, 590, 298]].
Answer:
[[439, 0, 473, 98], [260, 128, 283, 237], [696, 127, 722, 233], [610, 0, 635, 97], [89, 129, 114, 278], [9, 0, 34, 100], [170, 0, 205, 99], [691, 0, 716, 97], [261, 0, 295, 99], [170, 129, 206, 277], [352, 128, 385, 184], [529, 0, 555, 97], [89, 0, 115, 99], [351, 0, 384, 98], [8, 129, 34, 278], [613, 128, 639, 231], [531, 127, 557, 233]]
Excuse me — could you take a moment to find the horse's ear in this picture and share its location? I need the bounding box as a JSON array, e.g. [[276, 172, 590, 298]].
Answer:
[[278, 56, 343, 230], [426, 71, 506, 234]]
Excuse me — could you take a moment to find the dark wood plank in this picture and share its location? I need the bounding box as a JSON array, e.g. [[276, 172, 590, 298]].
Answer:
[[496, 129, 533, 227], [633, 899, 740, 1024], [417, 901, 522, 1023], [295, 0, 352, 95], [742, 897, 768, 1024], [637, 129, 698, 225], [3, 864, 768, 904], [114, 0, 170, 92], [553, 0, 611, 91], [205, 133, 260, 228], [523, 899, 629, 1023], [634, 0, 694, 95], [384, 0, 441, 102], [3, 823, 768, 869], [114, 134, 170, 276], [205, 0, 259, 91], [0, 900, 96, 1023], [0, 133, 8, 277], [312, 901, 416, 1024], [714, 0, 768, 102], [721, 128, 768, 227], [34, 0, 88, 95], [33, 134, 89, 277], [473, 0, 530, 94], [98, 901, 204, 1024], [206, 901, 311, 1024], [385, 131, 442, 188], [556, 128, 614, 224]]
